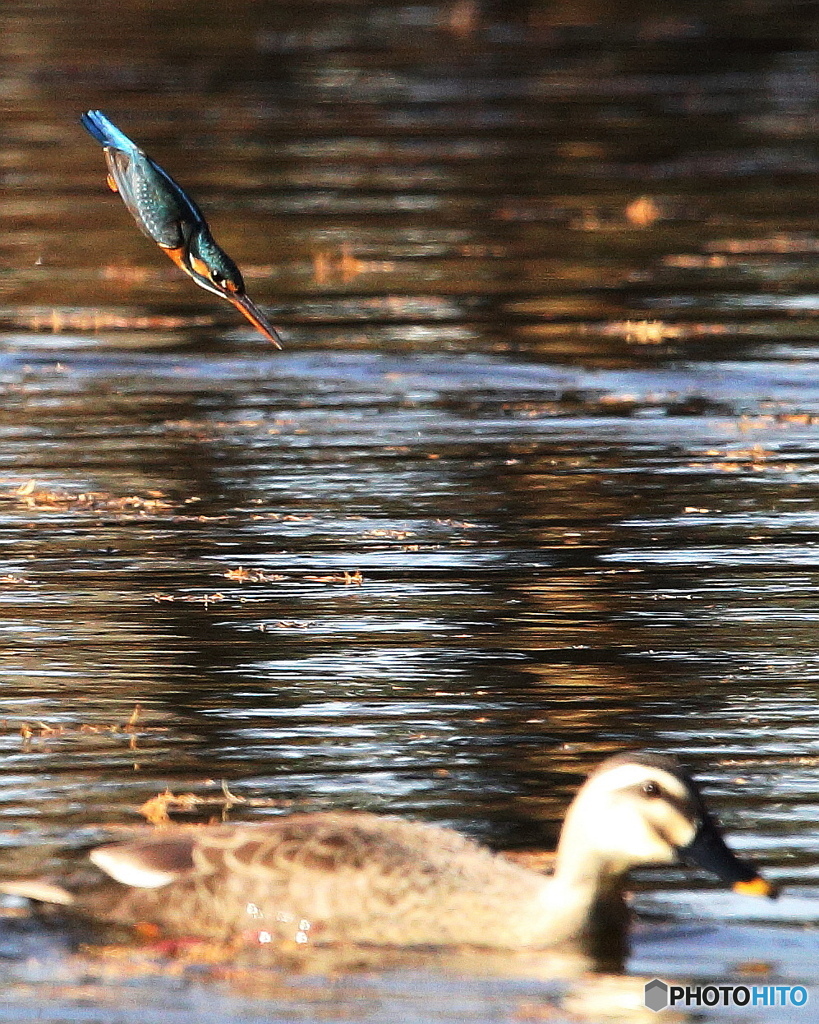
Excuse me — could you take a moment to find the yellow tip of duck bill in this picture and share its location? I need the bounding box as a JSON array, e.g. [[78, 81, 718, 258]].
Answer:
[[228, 292, 284, 349], [733, 875, 779, 898]]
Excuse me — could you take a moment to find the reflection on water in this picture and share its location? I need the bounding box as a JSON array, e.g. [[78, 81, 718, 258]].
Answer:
[[2, 1, 819, 1021]]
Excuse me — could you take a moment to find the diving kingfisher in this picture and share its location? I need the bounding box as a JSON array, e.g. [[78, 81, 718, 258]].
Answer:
[[81, 110, 283, 348]]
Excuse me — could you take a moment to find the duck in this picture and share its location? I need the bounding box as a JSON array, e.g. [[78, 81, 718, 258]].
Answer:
[[0, 752, 775, 961]]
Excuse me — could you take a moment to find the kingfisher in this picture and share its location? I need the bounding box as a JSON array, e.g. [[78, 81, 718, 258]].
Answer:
[[81, 110, 283, 347]]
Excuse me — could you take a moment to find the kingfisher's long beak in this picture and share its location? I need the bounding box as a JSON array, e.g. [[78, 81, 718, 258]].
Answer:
[[162, 244, 285, 348], [226, 291, 284, 349]]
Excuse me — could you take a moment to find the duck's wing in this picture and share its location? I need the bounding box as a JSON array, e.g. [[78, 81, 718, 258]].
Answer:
[[89, 814, 492, 893], [0, 835, 198, 907], [89, 836, 197, 889]]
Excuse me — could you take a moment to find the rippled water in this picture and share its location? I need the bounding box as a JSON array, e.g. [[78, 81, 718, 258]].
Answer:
[[2, 2, 819, 1021]]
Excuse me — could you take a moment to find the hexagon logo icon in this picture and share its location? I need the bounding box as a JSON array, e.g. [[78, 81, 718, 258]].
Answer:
[[645, 979, 669, 1012]]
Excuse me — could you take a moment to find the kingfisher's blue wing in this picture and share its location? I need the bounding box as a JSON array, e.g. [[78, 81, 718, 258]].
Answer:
[[81, 110, 141, 153], [101, 148, 189, 249], [82, 110, 206, 251]]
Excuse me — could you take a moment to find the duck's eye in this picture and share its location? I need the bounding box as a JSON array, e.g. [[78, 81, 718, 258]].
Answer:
[[641, 780, 662, 798]]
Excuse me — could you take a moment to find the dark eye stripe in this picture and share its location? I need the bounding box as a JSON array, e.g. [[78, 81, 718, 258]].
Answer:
[[633, 781, 693, 818]]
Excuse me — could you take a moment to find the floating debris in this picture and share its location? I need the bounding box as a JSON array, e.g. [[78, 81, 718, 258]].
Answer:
[[303, 571, 363, 585], [16, 705, 158, 752], [223, 568, 287, 583], [259, 620, 317, 631], [9, 481, 174, 514], [151, 593, 226, 607], [139, 781, 292, 826]]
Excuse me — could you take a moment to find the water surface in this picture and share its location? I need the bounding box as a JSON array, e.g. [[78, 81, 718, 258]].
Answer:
[[1, 2, 819, 1021]]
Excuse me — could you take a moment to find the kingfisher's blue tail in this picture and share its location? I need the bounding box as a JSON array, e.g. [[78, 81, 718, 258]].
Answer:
[[81, 110, 139, 154]]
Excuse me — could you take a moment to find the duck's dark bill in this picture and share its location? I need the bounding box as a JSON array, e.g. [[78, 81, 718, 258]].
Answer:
[[228, 292, 284, 349], [681, 820, 778, 898]]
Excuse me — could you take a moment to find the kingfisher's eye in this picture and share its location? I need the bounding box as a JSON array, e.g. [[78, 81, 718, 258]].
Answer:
[[210, 269, 226, 286], [642, 781, 661, 798]]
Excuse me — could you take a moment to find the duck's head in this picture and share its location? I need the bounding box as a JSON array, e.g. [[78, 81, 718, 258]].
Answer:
[[556, 751, 776, 897]]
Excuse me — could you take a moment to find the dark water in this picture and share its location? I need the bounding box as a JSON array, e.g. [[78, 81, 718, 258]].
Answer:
[[1, 2, 819, 1021]]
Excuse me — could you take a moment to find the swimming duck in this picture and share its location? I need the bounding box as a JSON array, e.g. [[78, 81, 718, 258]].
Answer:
[[0, 752, 774, 960]]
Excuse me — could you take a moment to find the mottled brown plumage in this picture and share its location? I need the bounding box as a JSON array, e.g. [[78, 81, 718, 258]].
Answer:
[[75, 815, 552, 948]]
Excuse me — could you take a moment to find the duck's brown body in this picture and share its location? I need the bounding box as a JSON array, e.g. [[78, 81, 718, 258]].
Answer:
[[53, 814, 556, 948]]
